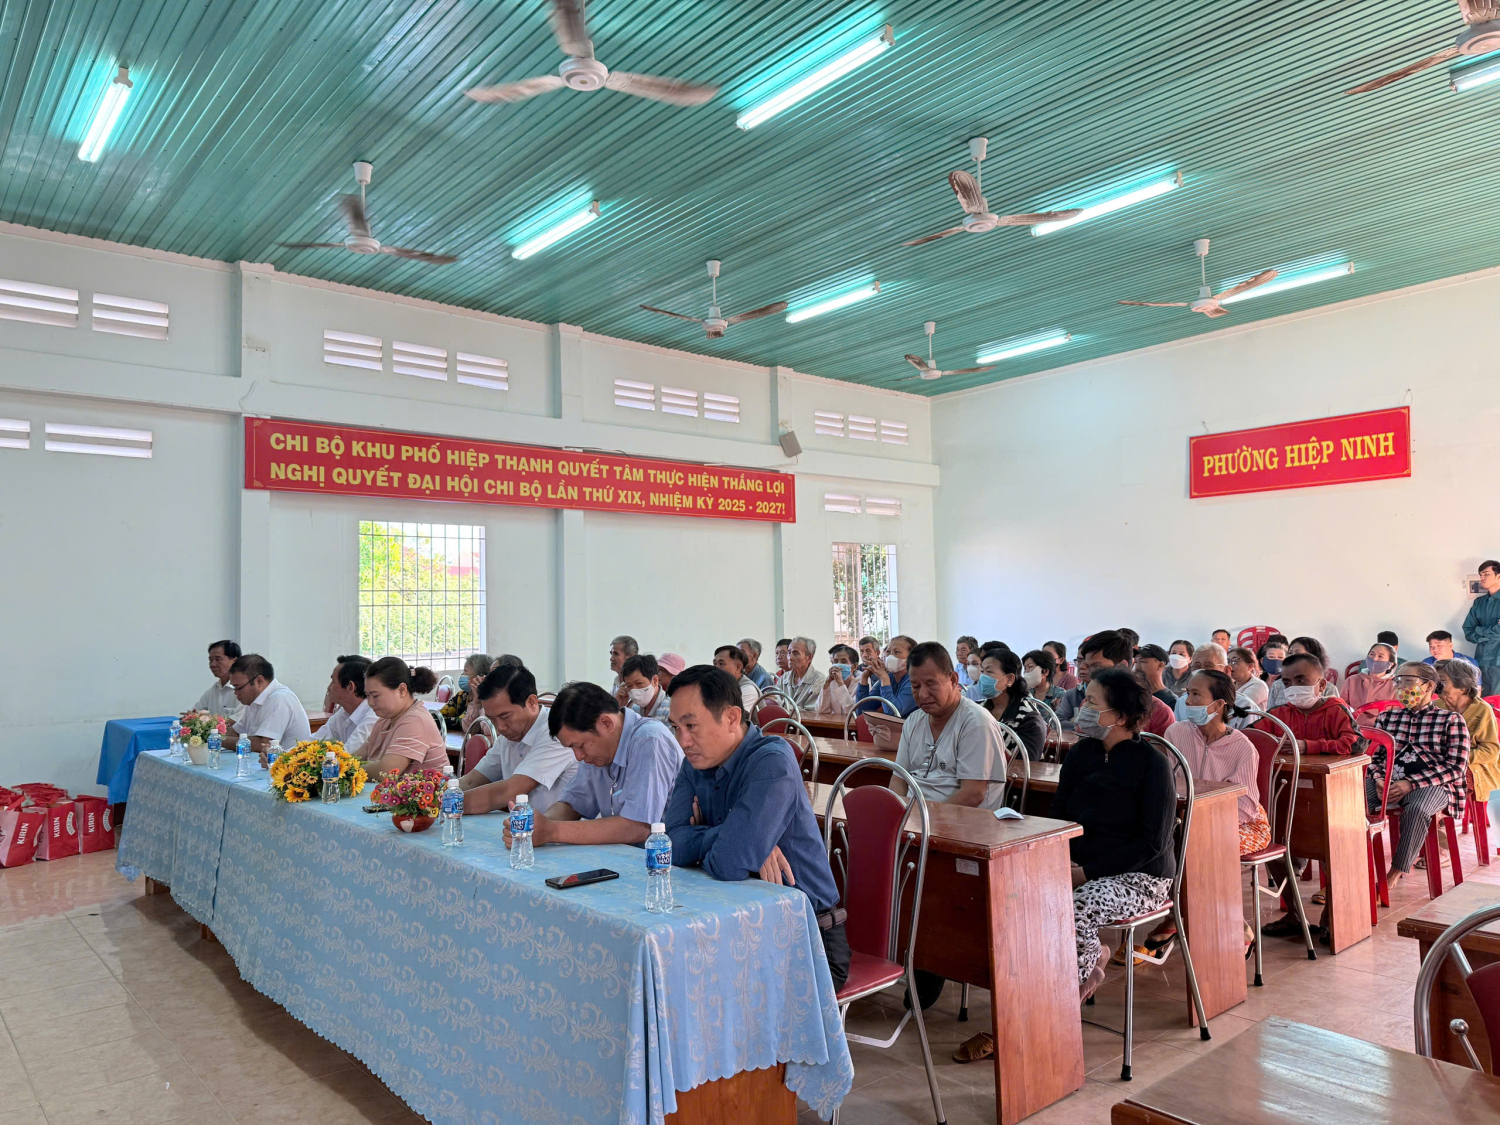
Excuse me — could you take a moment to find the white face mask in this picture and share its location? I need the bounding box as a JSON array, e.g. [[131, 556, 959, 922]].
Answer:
[[884, 654, 902, 674], [1023, 666, 1044, 689], [1168, 653, 1190, 671], [628, 686, 655, 707], [967, 663, 982, 683], [1283, 684, 1319, 708]]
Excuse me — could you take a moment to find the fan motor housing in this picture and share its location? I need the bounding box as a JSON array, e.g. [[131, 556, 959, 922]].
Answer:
[[963, 212, 1000, 234], [560, 56, 608, 91], [344, 236, 382, 254], [1459, 21, 1500, 55]]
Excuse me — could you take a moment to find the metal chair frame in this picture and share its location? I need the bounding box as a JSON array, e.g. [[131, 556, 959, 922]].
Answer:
[[760, 716, 819, 783], [461, 717, 496, 774], [1239, 709, 1317, 985], [755, 687, 801, 722], [1084, 732, 1212, 1080], [434, 674, 457, 704], [842, 695, 901, 740], [1413, 902, 1500, 1070], [538, 692, 557, 706], [822, 758, 944, 1125], [1030, 697, 1065, 761]]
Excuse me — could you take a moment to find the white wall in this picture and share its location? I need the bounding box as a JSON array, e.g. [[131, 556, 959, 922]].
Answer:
[[930, 266, 1500, 671], [0, 222, 937, 795]]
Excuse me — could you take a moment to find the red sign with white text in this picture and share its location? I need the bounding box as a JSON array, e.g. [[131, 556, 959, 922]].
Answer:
[[1189, 407, 1410, 499], [244, 418, 796, 523]]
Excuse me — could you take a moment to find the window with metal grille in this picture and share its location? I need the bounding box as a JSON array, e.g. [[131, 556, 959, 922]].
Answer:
[[661, 386, 699, 417], [823, 493, 862, 514], [92, 293, 169, 339], [879, 419, 908, 445], [393, 341, 448, 381], [324, 330, 382, 371], [813, 410, 844, 437], [0, 419, 30, 450], [864, 497, 902, 517], [456, 352, 508, 390], [704, 392, 740, 423], [831, 542, 899, 648], [614, 379, 655, 411], [0, 279, 79, 328], [847, 414, 878, 441], [43, 423, 152, 458], [358, 521, 486, 673]]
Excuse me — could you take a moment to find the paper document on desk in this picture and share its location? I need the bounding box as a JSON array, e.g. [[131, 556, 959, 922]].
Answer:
[[993, 807, 1023, 821]]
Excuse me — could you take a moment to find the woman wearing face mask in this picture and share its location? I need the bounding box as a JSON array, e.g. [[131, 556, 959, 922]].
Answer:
[[1435, 659, 1500, 842], [818, 645, 859, 715], [1162, 639, 1195, 696], [1368, 663, 1472, 885], [1257, 641, 1287, 683], [1226, 647, 1269, 716], [1050, 667, 1176, 1001], [1022, 648, 1065, 710], [976, 647, 1046, 763], [1167, 671, 1271, 855], [1342, 643, 1399, 714], [443, 653, 494, 733], [620, 654, 672, 722]]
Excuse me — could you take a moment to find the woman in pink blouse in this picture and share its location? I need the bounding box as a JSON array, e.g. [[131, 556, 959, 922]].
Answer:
[[1165, 669, 1271, 855], [361, 658, 450, 778]]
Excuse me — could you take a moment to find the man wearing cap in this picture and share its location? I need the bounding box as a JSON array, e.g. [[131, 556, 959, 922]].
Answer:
[[1134, 645, 1179, 710], [656, 653, 686, 693]]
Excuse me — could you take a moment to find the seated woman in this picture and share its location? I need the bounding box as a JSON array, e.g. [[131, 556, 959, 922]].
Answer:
[[1051, 667, 1177, 999], [1023, 648, 1066, 711], [1162, 639, 1195, 696], [1343, 643, 1399, 716], [1166, 670, 1271, 855], [817, 644, 858, 715], [977, 646, 1046, 763], [1369, 662, 1472, 886], [1227, 647, 1269, 715], [361, 657, 450, 778], [1436, 659, 1500, 840], [1045, 641, 1078, 691], [446, 653, 494, 733]]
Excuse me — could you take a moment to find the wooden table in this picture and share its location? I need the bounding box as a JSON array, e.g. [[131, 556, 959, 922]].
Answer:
[[1110, 1017, 1500, 1124], [800, 715, 853, 739], [807, 781, 1087, 1125], [1274, 752, 1370, 953], [1397, 880, 1500, 1074], [308, 709, 331, 733], [1012, 762, 1248, 1024]]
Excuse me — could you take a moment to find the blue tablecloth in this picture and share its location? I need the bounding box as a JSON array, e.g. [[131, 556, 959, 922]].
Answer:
[[117, 752, 853, 1123], [97, 716, 176, 804]]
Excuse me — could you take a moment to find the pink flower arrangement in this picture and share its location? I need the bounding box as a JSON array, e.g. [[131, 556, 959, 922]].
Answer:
[[179, 710, 230, 745], [370, 769, 447, 817]]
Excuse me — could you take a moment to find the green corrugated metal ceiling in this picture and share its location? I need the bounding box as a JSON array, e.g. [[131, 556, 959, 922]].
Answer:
[[3, 0, 1498, 394]]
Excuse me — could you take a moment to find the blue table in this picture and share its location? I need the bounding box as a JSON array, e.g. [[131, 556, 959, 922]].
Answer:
[[96, 716, 176, 804], [117, 752, 853, 1123]]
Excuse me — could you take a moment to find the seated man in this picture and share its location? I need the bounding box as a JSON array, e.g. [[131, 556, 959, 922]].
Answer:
[[784, 636, 826, 712], [773, 639, 793, 691], [319, 655, 376, 758], [1062, 631, 1175, 735], [461, 664, 579, 815], [739, 638, 774, 691], [894, 642, 1010, 810], [192, 639, 244, 720], [1211, 629, 1233, 652], [621, 654, 672, 721], [663, 665, 848, 989], [505, 682, 683, 847], [1133, 644, 1179, 709], [1424, 630, 1480, 671], [609, 634, 638, 700], [656, 652, 685, 693], [1173, 642, 1229, 719], [855, 634, 918, 718], [713, 645, 762, 713], [227, 654, 311, 759], [954, 635, 979, 686]]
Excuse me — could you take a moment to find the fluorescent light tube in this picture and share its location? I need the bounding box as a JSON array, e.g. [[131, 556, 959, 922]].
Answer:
[[78, 66, 134, 163], [737, 25, 894, 130], [977, 330, 1073, 364], [511, 201, 600, 260], [1219, 262, 1354, 305], [785, 282, 880, 323], [1031, 172, 1182, 236], [1452, 56, 1500, 92]]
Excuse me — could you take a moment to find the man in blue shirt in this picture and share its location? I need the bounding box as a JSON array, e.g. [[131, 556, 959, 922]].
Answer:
[[855, 634, 918, 718], [1463, 560, 1500, 696], [739, 638, 774, 691], [663, 665, 849, 990], [504, 681, 682, 848]]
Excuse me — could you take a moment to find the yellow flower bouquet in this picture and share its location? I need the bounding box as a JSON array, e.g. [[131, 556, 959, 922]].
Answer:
[[269, 740, 367, 803]]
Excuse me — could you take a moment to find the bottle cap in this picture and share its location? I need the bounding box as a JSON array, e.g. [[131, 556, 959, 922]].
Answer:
[[651, 822, 665, 833], [515, 794, 529, 804]]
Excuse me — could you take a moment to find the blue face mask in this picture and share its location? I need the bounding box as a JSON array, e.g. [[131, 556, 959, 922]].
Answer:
[[1174, 693, 1188, 720], [1182, 703, 1211, 726], [1262, 657, 1283, 675], [832, 663, 851, 680], [458, 675, 469, 691], [978, 673, 999, 699]]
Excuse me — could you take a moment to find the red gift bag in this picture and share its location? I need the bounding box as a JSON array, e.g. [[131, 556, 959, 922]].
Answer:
[[75, 795, 116, 854], [0, 804, 46, 867], [34, 800, 79, 861]]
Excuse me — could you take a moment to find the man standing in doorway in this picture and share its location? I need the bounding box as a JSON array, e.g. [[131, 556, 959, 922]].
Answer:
[[1464, 560, 1500, 695]]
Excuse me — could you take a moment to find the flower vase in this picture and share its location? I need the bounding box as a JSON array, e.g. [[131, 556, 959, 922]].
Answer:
[[392, 813, 436, 833], [185, 740, 209, 766]]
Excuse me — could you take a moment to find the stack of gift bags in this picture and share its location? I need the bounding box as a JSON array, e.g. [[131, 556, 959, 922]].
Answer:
[[0, 784, 115, 867]]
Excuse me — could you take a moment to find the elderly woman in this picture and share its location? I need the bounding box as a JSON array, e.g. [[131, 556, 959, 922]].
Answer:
[[1167, 670, 1270, 854], [1369, 662, 1472, 884], [441, 653, 493, 732], [1436, 659, 1500, 838], [1227, 647, 1269, 713], [362, 657, 450, 777], [1343, 643, 1399, 713]]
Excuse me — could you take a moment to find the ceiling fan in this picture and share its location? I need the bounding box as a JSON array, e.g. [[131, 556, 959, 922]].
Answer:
[[1118, 239, 1276, 319], [903, 322, 995, 381], [1344, 0, 1500, 93], [464, 0, 717, 106], [640, 260, 787, 339], [278, 162, 457, 264], [901, 138, 1084, 247]]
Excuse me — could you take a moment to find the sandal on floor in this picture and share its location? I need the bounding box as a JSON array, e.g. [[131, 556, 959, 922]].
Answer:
[[953, 1032, 994, 1063], [1143, 925, 1178, 952], [1310, 890, 1326, 906]]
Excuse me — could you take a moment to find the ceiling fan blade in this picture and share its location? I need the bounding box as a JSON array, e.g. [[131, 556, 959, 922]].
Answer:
[[382, 247, 458, 264], [1118, 300, 1189, 307], [464, 75, 568, 103], [948, 170, 986, 215], [604, 71, 717, 106], [640, 305, 704, 324], [900, 226, 966, 247], [339, 194, 370, 239], [723, 301, 788, 325], [1213, 268, 1278, 302], [992, 208, 1085, 226], [1344, 45, 1461, 94], [904, 354, 931, 371], [1204, 306, 1232, 318], [278, 242, 344, 250], [941, 365, 998, 376], [549, 0, 592, 57]]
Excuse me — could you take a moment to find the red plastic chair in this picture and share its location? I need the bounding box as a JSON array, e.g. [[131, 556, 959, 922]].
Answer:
[[822, 758, 944, 1125], [1485, 695, 1500, 724], [1344, 660, 1364, 683], [1242, 713, 1317, 982], [1414, 903, 1500, 1069], [1353, 699, 1401, 730], [1460, 779, 1491, 867], [1325, 667, 1340, 687], [461, 717, 495, 775], [760, 717, 819, 783], [1376, 730, 1467, 900], [1236, 626, 1280, 651], [753, 701, 791, 729], [1363, 729, 1397, 922], [434, 675, 455, 704], [842, 696, 900, 744]]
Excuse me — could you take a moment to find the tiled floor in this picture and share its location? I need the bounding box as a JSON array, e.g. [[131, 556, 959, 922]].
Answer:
[[2, 839, 1497, 1125]]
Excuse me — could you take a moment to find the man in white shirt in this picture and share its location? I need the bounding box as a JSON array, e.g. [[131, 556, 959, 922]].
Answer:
[[894, 642, 1009, 811], [227, 654, 312, 759], [191, 639, 245, 720], [460, 664, 579, 815], [785, 636, 826, 712], [318, 655, 377, 758]]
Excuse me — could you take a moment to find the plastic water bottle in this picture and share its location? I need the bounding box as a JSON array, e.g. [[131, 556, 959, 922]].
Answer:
[[178, 724, 191, 759], [321, 752, 340, 804], [167, 723, 180, 758], [509, 795, 534, 869], [645, 823, 673, 913], [265, 739, 281, 770], [441, 778, 464, 847], [235, 735, 251, 780], [206, 731, 222, 769]]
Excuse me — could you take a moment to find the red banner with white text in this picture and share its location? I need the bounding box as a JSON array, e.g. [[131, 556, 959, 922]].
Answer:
[[1189, 407, 1410, 499], [243, 418, 796, 522]]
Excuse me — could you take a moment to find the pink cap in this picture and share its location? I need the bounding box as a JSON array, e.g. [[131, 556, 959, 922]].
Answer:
[[657, 652, 686, 676]]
